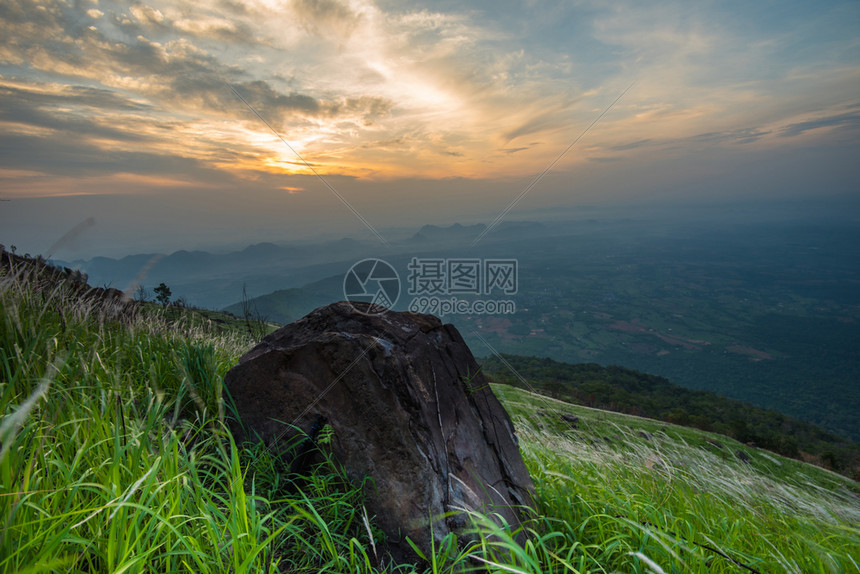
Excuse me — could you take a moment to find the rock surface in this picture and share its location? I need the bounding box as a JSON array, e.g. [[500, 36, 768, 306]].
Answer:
[[223, 301, 535, 563], [560, 413, 579, 427]]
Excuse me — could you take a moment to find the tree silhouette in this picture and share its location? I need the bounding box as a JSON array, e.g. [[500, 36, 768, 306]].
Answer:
[[135, 284, 150, 303], [154, 283, 172, 307]]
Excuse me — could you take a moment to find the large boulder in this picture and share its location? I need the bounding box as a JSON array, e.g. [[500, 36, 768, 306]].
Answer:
[[224, 301, 535, 563]]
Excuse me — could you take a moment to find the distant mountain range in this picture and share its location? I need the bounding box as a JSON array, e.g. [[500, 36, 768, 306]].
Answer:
[[53, 221, 549, 309], [54, 239, 376, 309]]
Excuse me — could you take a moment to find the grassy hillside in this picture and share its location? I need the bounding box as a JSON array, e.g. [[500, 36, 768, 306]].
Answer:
[[481, 354, 860, 479], [494, 385, 860, 573], [2, 256, 858, 572]]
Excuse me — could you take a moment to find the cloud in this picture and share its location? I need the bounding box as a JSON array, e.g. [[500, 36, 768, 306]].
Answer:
[[0, 0, 405, 182], [0, 131, 226, 181], [779, 111, 860, 138], [291, 0, 361, 37], [688, 128, 771, 146], [228, 81, 392, 125], [610, 139, 652, 151], [0, 82, 163, 165], [502, 110, 565, 143], [1, 0, 599, 180], [0, 81, 152, 113], [0, 1, 320, 119], [125, 1, 258, 44], [129, 4, 165, 26]]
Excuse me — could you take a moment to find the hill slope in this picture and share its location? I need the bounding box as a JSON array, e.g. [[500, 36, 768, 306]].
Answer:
[[493, 383, 860, 572], [481, 353, 860, 478]]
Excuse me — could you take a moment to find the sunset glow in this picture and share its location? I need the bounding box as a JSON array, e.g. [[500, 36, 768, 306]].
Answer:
[[1, 0, 858, 255]]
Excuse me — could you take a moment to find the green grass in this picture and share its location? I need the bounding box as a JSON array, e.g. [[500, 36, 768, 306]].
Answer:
[[495, 384, 860, 572], [2, 259, 859, 573]]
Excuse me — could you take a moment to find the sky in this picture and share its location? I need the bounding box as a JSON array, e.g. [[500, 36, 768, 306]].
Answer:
[[0, 0, 858, 258]]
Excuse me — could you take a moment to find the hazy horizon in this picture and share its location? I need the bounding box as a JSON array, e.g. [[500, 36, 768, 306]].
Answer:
[[2, 194, 858, 261]]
